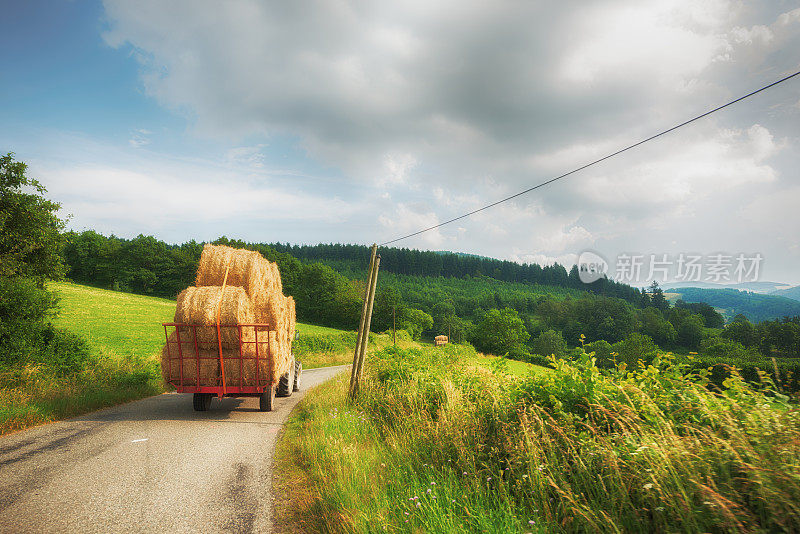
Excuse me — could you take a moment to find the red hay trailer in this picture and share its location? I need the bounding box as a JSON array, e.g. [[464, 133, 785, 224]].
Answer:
[[162, 322, 300, 412]]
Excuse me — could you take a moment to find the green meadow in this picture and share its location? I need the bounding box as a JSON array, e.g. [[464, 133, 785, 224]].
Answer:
[[277, 344, 800, 533]]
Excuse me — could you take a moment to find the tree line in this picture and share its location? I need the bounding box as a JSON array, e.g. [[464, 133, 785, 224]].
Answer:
[[268, 242, 645, 305]]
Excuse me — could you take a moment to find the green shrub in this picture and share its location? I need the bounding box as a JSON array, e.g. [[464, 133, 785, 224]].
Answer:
[[0, 276, 58, 365], [382, 329, 413, 343], [531, 329, 567, 358], [611, 332, 658, 368], [470, 308, 530, 355], [293, 331, 361, 356], [584, 339, 614, 367], [683, 353, 800, 393], [700, 336, 760, 360], [506, 345, 532, 362], [36, 327, 92, 375]]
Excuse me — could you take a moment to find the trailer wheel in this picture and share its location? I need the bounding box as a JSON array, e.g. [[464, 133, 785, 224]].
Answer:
[[293, 359, 302, 392], [276, 361, 294, 398], [259, 387, 274, 412], [193, 393, 212, 411]]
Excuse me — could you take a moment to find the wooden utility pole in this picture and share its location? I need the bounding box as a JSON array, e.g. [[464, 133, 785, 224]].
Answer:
[[349, 244, 380, 398], [353, 253, 380, 395]]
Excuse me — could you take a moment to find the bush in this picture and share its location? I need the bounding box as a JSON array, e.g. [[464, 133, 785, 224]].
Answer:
[[700, 336, 761, 360], [532, 329, 567, 358], [470, 308, 530, 355], [611, 332, 658, 368], [293, 331, 360, 356], [584, 339, 614, 367], [383, 329, 413, 343], [684, 353, 800, 393], [0, 277, 58, 365], [506, 345, 533, 362], [36, 327, 92, 375]]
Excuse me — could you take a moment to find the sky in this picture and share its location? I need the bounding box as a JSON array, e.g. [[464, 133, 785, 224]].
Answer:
[[2, 0, 799, 285]]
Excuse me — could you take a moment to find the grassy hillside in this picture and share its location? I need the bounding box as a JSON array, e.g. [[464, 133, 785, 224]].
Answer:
[[51, 282, 176, 360], [277, 344, 800, 533]]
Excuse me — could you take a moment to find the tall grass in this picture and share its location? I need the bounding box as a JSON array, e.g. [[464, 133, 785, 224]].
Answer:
[[0, 350, 160, 434], [280, 345, 800, 533]]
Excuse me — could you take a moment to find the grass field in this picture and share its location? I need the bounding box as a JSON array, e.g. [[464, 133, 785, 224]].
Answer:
[[51, 282, 176, 359], [472, 353, 550, 377], [277, 344, 800, 533]]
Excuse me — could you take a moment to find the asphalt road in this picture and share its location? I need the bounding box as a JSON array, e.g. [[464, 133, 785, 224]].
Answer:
[[0, 365, 348, 534]]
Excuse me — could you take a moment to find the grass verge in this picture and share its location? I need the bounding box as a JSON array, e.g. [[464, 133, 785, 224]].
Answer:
[[276, 344, 800, 533]]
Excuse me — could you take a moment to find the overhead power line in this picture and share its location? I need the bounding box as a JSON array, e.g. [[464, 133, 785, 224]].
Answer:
[[380, 69, 800, 246]]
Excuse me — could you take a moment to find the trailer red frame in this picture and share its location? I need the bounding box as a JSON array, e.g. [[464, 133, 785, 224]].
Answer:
[[162, 322, 276, 407]]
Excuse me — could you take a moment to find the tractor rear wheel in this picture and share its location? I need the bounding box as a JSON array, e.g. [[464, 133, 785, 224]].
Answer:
[[277, 358, 295, 397], [259, 387, 274, 412], [293, 359, 302, 392], [193, 393, 212, 411]]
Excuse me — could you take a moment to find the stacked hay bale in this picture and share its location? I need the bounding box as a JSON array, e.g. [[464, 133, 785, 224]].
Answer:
[[434, 335, 448, 347], [160, 244, 296, 388]]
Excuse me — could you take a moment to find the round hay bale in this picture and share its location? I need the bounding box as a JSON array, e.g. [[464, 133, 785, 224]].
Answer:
[[174, 286, 255, 347], [195, 244, 282, 312], [287, 296, 296, 347]]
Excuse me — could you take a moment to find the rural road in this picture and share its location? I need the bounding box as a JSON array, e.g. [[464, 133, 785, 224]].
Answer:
[[0, 365, 348, 534]]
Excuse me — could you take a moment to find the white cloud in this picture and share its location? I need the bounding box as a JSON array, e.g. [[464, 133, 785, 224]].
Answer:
[[558, 0, 734, 87], [89, 1, 800, 282], [378, 203, 445, 247]]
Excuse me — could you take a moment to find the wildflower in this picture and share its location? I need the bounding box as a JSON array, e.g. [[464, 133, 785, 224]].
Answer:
[[463, 472, 468, 475], [380, 463, 386, 468], [522, 474, 529, 479], [452, 499, 456, 503], [487, 477, 492, 481], [426, 489, 432, 494], [431, 482, 436, 485], [529, 520, 536, 525], [404, 512, 409, 516], [416, 503, 421, 508], [643, 483, 654, 490], [432, 495, 436, 499]]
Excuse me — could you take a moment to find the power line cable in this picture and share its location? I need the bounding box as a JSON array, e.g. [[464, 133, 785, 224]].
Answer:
[[380, 69, 800, 246]]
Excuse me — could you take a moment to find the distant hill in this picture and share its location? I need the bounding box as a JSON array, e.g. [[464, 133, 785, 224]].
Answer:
[[672, 287, 800, 323], [771, 285, 800, 302], [661, 281, 791, 294]]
